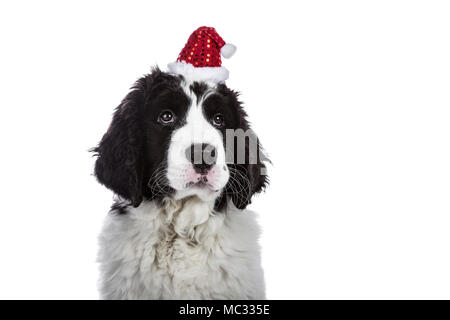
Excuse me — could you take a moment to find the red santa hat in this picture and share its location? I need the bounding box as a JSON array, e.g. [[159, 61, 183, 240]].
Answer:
[[167, 26, 236, 83]]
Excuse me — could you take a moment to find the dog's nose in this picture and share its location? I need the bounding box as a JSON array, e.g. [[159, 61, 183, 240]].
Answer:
[[185, 143, 217, 174]]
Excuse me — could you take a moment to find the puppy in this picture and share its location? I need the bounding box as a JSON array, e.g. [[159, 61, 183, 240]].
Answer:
[[93, 27, 269, 299]]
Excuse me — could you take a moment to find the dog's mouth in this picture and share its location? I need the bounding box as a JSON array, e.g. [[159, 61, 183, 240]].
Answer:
[[168, 163, 229, 201], [185, 176, 216, 191], [173, 176, 221, 202]]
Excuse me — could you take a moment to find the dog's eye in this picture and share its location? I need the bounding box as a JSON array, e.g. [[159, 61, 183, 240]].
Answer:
[[212, 113, 225, 128], [158, 110, 175, 125]]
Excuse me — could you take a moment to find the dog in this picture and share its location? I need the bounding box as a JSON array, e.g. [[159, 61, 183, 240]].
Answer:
[[92, 28, 269, 299]]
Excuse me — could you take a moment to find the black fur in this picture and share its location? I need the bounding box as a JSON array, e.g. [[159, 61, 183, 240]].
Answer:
[[92, 68, 268, 211], [209, 84, 269, 210], [190, 82, 209, 101], [110, 201, 129, 215]]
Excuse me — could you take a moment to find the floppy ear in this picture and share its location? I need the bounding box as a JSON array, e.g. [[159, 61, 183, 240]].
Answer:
[[229, 135, 269, 210], [93, 79, 147, 207], [213, 86, 270, 211]]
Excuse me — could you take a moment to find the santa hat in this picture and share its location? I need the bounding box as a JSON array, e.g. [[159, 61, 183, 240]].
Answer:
[[167, 26, 236, 83]]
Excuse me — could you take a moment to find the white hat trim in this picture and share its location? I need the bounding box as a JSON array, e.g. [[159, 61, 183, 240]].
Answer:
[[167, 61, 229, 83]]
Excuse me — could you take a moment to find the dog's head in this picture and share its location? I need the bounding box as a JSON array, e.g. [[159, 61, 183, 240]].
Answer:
[[93, 68, 268, 210]]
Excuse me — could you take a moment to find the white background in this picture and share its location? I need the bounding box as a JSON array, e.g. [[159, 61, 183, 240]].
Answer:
[[0, 0, 449, 299]]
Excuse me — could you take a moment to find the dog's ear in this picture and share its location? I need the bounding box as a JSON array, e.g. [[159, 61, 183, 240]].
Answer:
[[228, 133, 269, 210], [92, 74, 154, 207], [219, 88, 269, 210]]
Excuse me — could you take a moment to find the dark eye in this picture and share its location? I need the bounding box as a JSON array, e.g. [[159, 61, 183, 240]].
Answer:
[[212, 113, 225, 128], [158, 110, 175, 125]]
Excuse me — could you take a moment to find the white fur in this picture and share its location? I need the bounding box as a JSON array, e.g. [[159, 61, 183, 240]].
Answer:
[[97, 79, 265, 299], [167, 61, 229, 83], [97, 197, 265, 299], [166, 81, 229, 202], [220, 43, 237, 59]]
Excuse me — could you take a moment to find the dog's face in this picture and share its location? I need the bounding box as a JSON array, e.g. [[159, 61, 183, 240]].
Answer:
[[93, 68, 268, 210]]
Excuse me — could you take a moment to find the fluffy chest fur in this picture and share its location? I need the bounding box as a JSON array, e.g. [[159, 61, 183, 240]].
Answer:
[[98, 197, 265, 299]]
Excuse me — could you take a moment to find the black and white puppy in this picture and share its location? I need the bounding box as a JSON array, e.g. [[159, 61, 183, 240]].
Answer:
[[93, 68, 268, 299]]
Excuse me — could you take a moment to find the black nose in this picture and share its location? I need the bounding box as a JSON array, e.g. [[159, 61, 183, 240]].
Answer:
[[185, 143, 217, 174]]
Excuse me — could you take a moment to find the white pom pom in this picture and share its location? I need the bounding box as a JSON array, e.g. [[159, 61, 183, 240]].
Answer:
[[221, 43, 237, 59]]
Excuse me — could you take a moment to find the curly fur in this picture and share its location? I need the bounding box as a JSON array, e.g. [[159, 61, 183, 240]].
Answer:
[[98, 197, 265, 299], [92, 68, 269, 299]]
